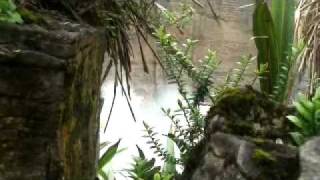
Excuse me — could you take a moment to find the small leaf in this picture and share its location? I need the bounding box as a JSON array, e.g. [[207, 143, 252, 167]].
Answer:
[[294, 101, 313, 122], [98, 139, 121, 170], [290, 132, 305, 145], [153, 173, 161, 180], [287, 115, 304, 129]]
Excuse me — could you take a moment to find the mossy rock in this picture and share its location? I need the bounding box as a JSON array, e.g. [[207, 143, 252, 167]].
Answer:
[[206, 86, 293, 142], [18, 8, 47, 25]]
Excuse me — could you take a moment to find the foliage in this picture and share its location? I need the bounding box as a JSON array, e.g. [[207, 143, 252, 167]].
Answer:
[[102, 0, 162, 131], [295, 0, 320, 96], [128, 146, 173, 180], [139, 6, 253, 175], [0, 0, 23, 24], [253, 0, 296, 103], [98, 140, 123, 180], [288, 87, 320, 145], [102, 0, 221, 131], [142, 121, 180, 164], [156, 3, 194, 32]]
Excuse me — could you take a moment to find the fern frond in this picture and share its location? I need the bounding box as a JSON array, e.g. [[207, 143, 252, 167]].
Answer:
[[142, 121, 180, 164]]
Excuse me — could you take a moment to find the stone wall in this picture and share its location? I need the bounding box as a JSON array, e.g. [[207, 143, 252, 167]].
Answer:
[[0, 21, 105, 180]]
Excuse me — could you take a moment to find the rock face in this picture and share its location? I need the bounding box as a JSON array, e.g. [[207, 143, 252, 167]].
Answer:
[[299, 137, 320, 180], [187, 132, 299, 180], [181, 87, 300, 180], [0, 19, 105, 180]]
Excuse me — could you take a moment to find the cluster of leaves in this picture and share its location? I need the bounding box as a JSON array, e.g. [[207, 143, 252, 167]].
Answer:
[[0, 0, 23, 24], [128, 146, 173, 180], [253, 0, 297, 103], [101, 0, 158, 131], [288, 87, 320, 145], [157, 3, 194, 32]]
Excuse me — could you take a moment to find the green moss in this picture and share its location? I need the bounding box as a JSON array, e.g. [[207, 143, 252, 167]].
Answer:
[[252, 138, 268, 145], [17, 8, 46, 24], [226, 121, 254, 135], [253, 149, 276, 165]]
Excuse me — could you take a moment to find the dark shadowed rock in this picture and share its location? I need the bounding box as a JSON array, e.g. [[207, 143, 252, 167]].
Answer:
[[0, 15, 105, 180]]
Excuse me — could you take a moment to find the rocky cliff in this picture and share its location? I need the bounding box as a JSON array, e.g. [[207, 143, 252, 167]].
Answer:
[[0, 16, 105, 180]]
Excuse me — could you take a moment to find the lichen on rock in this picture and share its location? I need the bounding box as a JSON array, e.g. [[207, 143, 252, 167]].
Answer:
[[181, 87, 300, 180]]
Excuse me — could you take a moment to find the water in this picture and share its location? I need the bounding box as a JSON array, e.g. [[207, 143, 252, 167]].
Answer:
[[100, 78, 180, 179]]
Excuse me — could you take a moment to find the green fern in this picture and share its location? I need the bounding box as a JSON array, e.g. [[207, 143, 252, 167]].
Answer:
[[128, 146, 174, 180], [142, 121, 180, 164], [288, 87, 320, 145], [0, 0, 23, 24]]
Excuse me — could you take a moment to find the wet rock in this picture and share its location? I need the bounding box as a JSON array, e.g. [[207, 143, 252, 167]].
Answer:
[[181, 87, 300, 180], [0, 16, 105, 180], [186, 132, 299, 180], [206, 87, 293, 142], [299, 137, 320, 180]]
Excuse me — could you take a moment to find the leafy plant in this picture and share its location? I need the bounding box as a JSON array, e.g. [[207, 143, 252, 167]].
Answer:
[[140, 10, 253, 173], [142, 121, 180, 164], [0, 0, 23, 24], [162, 126, 176, 175], [98, 140, 123, 180], [253, 0, 296, 103], [288, 87, 320, 145], [128, 146, 174, 180]]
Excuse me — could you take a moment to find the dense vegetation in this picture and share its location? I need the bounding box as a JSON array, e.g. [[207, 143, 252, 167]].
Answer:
[[1, 0, 320, 180], [94, 1, 320, 179]]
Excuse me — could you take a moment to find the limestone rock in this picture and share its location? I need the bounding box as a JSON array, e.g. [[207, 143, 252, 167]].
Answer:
[[299, 137, 320, 180], [185, 132, 299, 180], [0, 16, 105, 180], [181, 87, 300, 180], [205, 87, 293, 142]]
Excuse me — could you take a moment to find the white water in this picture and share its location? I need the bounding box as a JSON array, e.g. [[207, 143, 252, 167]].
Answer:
[[99, 79, 180, 179]]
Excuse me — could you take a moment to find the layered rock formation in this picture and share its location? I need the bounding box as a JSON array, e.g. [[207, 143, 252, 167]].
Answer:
[[0, 17, 105, 180], [181, 87, 320, 180]]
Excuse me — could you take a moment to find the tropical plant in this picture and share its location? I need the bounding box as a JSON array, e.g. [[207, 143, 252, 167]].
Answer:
[[288, 87, 320, 145], [97, 140, 123, 180], [128, 146, 174, 180], [102, 0, 221, 131], [140, 12, 253, 172], [253, 0, 296, 103], [0, 0, 23, 24]]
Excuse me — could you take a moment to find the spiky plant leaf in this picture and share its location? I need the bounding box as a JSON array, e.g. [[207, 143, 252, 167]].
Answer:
[[98, 140, 121, 171], [253, 0, 280, 94]]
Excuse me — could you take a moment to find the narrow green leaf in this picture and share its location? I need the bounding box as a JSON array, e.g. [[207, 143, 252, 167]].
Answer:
[[163, 125, 176, 174], [98, 139, 121, 170], [253, 0, 280, 93], [271, 0, 295, 62], [98, 169, 109, 180], [287, 115, 304, 129]]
